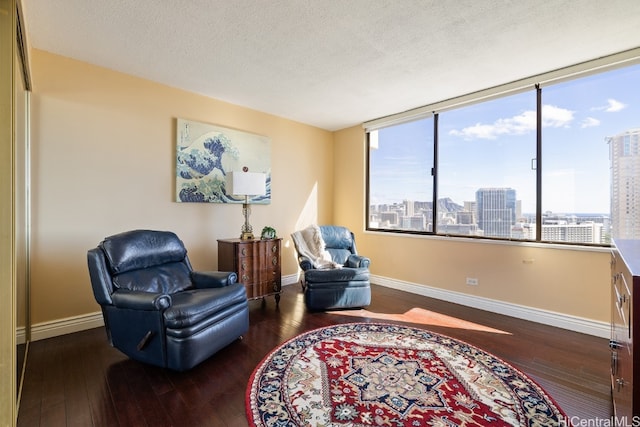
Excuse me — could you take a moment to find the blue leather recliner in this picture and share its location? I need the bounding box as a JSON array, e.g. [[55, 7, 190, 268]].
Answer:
[[87, 229, 249, 371], [295, 225, 371, 311]]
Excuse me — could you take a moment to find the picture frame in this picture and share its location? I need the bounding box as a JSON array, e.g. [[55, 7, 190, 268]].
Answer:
[[176, 118, 271, 204]]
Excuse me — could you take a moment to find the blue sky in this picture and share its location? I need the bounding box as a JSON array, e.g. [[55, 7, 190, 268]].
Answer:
[[370, 63, 640, 214]]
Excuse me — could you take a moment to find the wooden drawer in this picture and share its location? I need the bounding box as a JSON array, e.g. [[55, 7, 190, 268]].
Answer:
[[611, 337, 633, 420], [238, 255, 255, 285], [257, 279, 281, 298], [614, 272, 631, 335], [218, 238, 282, 304], [236, 243, 254, 258]]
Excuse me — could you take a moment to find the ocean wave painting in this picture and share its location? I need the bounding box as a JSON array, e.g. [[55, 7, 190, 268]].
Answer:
[[176, 118, 271, 204]]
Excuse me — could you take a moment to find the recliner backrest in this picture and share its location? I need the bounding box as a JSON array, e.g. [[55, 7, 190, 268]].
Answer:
[[320, 225, 356, 265], [99, 230, 193, 294]]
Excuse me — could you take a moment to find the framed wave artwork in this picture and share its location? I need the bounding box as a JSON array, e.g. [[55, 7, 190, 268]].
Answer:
[[176, 118, 271, 204]]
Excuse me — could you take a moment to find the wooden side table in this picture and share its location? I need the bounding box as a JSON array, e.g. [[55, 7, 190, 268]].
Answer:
[[217, 238, 282, 305]]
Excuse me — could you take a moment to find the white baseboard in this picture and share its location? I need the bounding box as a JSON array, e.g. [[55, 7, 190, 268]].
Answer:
[[27, 274, 301, 342], [31, 312, 105, 342], [282, 273, 300, 286], [372, 274, 609, 339], [16, 326, 26, 345], [26, 273, 607, 341]]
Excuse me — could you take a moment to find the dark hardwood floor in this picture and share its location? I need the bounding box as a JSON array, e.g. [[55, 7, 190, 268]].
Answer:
[[17, 283, 612, 426]]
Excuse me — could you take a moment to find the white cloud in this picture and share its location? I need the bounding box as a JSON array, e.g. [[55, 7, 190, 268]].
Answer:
[[449, 105, 574, 140], [448, 123, 504, 140], [592, 98, 627, 112], [580, 117, 600, 128], [605, 98, 626, 112], [541, 105, 574, 128]]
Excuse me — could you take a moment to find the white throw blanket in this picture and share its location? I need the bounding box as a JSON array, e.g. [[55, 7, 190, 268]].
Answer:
[[292, 225, 342, 269]]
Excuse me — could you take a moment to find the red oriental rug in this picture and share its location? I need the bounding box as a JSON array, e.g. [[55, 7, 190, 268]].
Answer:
[[246, 323, 571, 426]]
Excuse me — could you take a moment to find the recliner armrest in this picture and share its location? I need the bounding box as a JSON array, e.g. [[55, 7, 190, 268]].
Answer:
[[298, 256, 313, 271], [111, 289, 172, 310], [346, 254, 371, 268], [191, 271, 238, 288]]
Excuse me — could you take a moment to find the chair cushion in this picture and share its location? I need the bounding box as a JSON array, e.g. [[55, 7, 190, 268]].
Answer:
[[321, 226, 354, 250], [113, 262, 192, 294], [101, 229, 187, 274], [326, 248, 352, 265], [163, 283, 247, 329], [305, 282, 371, 311], [304, 267, 369, 283], [321, 226, 355, 264]]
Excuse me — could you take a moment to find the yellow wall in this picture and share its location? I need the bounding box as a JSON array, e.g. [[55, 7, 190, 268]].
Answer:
[[334, 126, 611, 323], [29, 48, 611, 331], [29, 49, 334, 326]]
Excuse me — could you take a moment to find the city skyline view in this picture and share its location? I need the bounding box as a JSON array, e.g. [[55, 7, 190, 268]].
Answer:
[[369, 63, 640, 216]]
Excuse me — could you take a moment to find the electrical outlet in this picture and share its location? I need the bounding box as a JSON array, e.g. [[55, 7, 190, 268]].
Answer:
[[466, 277, 479, 286]]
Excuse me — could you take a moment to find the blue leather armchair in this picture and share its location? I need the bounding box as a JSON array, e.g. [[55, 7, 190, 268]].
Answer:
[[294, 225, 371, 311], [87, 229, 249, 371]]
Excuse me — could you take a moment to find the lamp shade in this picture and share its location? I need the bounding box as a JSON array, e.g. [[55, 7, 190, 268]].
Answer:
[[226, 171, 266, 196]]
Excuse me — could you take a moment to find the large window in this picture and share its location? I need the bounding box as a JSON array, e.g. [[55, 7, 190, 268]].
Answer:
[[438, 92, 536, 239], [368, 117, 434, 231], [367, 60, 640, 245]]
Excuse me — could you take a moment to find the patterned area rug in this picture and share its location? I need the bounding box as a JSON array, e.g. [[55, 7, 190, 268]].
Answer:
[[246, 323, 570, 426]]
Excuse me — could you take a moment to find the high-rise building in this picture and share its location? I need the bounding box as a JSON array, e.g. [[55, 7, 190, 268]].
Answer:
[[380, 211, 399, 227], [516, 222, 604, 243], [609, 128, 640, 239], [476, 188, 517, 238], [401, 215, 426, 230], [404, 200, 415, 217], [541, 222, 604, 244], [463, 201, 477, 224]]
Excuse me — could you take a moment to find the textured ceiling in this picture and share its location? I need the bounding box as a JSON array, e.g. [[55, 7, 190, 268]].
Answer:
[[21, 0, 640, 131]]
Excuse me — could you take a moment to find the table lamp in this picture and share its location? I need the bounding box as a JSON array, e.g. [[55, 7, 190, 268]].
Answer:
[[226, 170, 266, 240]]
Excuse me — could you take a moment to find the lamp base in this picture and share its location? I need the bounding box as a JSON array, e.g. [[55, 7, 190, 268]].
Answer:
[[240, 231, 255, 240], [240, 201, 255, 240]]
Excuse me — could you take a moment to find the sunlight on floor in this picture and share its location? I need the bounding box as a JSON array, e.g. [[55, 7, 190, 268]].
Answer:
[[327, 307, 512, 335]]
